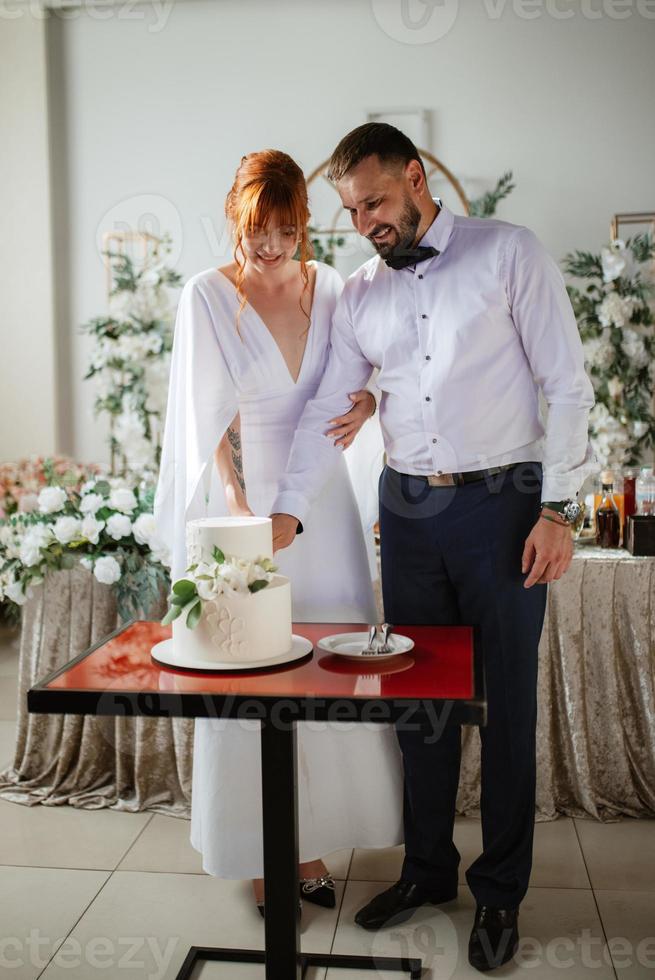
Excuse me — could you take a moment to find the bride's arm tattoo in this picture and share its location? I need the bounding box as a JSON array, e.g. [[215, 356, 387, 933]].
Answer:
[[227, 426, 246, 494]]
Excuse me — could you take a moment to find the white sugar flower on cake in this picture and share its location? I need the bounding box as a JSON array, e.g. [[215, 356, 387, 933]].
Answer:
[[162, 545, 278, 630]]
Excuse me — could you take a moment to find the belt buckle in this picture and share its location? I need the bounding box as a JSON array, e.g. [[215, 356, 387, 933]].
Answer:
[[427, 473, 456, 487]]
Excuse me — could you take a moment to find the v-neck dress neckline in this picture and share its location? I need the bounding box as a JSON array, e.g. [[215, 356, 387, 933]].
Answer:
[[214, 260, 319, 387]]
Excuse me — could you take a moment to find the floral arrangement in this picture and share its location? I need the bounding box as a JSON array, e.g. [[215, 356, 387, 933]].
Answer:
[[0, 456, 102, 520], [81, 235, 182, 476], [563, 235, 655, 468], [0, 473, 170, 622], [162, 547, 277, 630]]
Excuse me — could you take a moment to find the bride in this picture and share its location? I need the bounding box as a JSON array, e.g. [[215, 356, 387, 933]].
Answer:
[[154, 149, 403, 914]]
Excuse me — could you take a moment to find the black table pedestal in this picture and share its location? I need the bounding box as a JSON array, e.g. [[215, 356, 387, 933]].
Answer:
[[174, 715, 422, 979]]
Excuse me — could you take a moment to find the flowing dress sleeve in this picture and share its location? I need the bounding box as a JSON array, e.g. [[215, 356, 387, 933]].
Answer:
[[154, 276, 239, 582], [343, 366, 385, 538]]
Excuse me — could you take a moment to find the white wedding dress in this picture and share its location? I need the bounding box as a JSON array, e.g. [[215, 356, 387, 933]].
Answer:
[[155, 260, 403, 879]]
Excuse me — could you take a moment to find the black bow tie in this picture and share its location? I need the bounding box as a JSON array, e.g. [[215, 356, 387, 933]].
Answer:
[[385, 245, 440, 271]]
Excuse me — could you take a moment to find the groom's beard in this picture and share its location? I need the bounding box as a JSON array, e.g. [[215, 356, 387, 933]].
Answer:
[[367, 195, 422, 259]]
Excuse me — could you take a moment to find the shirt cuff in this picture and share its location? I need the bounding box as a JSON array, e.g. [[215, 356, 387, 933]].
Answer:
[[541, 443, 598, 503], [270, 491, 311, 528]]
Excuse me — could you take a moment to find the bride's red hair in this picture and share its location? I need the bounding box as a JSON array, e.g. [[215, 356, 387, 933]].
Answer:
[[225, 150, 314, 336]]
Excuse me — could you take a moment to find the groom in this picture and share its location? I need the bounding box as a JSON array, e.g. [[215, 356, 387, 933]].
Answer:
[[271, 123, 594, 972]]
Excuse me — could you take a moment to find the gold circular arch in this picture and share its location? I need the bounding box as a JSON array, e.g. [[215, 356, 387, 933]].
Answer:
[[306, 148, 470, 236]]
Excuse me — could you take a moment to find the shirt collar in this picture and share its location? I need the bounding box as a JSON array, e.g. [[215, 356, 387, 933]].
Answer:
[[417, 197, 454, 254]]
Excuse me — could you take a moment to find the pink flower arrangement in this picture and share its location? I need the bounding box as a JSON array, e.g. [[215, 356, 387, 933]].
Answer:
[[0, 456, 103, 519]]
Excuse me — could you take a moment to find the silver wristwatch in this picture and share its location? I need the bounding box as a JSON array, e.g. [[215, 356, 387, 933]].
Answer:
[[541, 499, 582, 525]]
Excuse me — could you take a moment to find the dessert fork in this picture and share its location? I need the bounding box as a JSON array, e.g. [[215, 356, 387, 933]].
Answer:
[[362, 623, 395, 655]]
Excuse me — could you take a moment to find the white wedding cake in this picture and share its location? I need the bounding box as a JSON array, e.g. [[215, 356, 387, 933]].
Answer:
[[171, 516, 293, 665]]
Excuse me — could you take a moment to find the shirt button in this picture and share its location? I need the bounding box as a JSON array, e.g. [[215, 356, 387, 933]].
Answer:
[[425, 355, 431, 361], [425, 396, 431, 402], [437, 469, 443, 475], [418, 274, 424, 279], [432, 438, 437, 444], [421, 314, 428, 319]]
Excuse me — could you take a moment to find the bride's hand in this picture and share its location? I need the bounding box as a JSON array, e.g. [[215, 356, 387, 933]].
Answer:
[[326, 390, 376, 449], [271, 513, 300, 552]]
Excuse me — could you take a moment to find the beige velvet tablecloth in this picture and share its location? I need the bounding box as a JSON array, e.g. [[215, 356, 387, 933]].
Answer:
[[0, 566, 192, 815], [1, 548, 653, 820]]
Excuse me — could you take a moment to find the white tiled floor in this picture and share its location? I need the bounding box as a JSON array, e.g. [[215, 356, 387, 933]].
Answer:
[[1, 624, 653, 979]]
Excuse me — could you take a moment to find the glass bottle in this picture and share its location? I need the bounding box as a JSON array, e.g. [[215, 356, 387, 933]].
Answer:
[[622, 467, 637, 547], [595, 471, 621, 549], [636, 467, 655, 516]]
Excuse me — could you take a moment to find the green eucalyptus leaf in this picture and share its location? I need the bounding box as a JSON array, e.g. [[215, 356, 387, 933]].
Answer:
[[212, 545, 225, 564], [249, 579, 269, 594], [172, 578, 196, 601], [186, 599, 202, 629], [161, 604, 183, 626]]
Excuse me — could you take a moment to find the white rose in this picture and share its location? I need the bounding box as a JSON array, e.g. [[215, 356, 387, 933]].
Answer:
[[93, 555, 121, 585], [38, 486, 67, 514], [597, 292, 635, 329], [18, 493, 39, 514], [132, 512, 156, 546], [5, 579, 30, 606], [196, 577, 221, 601], [53, 516, 83, 545], [79, 556, 93, 571], [108, 488, 137, 513], [81, 479, 97, 494], [105, 513, 132, 540], [148, 534, 170, 567], [19, 525, 54, 566], [621, 328, 649, 369], [601, 240, 628, 283], [81, 515, 105, 545], [583, 332, 614, 371], [143, 333, 163, 354], [80, 492, 105, 515], [219, 561, 249, 596], [607, 377, 624, 400]]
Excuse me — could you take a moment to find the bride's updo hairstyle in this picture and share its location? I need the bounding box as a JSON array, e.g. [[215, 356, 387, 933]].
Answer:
[[225, 149, 314, 336]]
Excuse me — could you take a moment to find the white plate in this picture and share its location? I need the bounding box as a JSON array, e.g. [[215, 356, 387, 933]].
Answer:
[[317, 631, 414, 660], [151, 634, 313, 672]]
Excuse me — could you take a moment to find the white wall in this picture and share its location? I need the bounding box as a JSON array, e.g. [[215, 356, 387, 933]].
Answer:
[[10, 0, 655, 464], [0, 14, 57, 459]]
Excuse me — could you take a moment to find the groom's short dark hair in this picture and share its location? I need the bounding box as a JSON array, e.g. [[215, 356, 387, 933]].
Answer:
[[327, 123, 426, 183]]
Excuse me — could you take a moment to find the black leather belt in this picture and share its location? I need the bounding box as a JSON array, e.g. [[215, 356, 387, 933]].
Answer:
[[394, 463, 519, 487]]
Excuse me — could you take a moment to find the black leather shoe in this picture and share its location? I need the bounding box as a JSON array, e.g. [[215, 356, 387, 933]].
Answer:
[[355, 879, 458, 930], [300, 873, 336, 908], [468, 905, 519, 972]]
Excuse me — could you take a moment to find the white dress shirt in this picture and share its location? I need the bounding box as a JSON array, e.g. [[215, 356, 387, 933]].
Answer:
[[272, 199, 595, 524]]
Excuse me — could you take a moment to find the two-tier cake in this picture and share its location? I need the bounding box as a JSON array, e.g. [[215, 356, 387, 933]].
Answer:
[[152, 516, 309, 670]]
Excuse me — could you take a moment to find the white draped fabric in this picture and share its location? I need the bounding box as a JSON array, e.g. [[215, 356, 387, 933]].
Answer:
[[155, 261, 403, 878]]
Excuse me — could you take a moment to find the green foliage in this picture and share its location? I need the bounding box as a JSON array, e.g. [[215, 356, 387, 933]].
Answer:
[[468, 172, 515, 218]]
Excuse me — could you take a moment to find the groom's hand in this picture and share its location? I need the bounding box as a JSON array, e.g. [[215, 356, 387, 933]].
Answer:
[[522, 510, 573, 588], [271, 513, 300, 553]]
